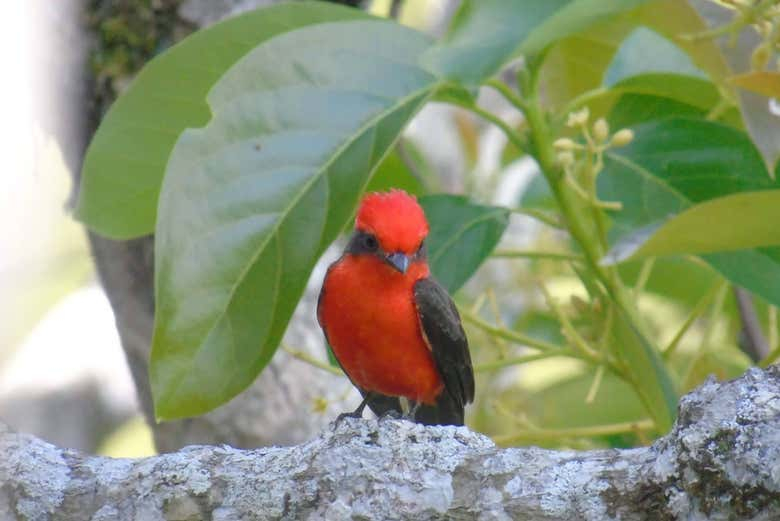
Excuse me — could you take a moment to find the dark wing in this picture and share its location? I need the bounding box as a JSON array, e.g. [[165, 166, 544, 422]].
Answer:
[[413, 277, 474, 425]]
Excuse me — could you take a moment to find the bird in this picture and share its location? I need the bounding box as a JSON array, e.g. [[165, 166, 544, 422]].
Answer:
[[317, 189, 474, 426]]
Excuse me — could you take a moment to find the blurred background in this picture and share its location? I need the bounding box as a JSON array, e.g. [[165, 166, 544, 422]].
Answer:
[[0, 1, 149, 456]]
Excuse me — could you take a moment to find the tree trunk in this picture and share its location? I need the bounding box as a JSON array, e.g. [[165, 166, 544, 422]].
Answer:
[[2, 367, 779, 520]]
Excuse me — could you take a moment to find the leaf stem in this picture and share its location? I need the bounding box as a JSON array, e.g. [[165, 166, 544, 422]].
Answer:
[[585, 364, 606, 404], [485, 78, 531, 112], [454, 101, 528, 153], [475, 349, 574, 372], [491, 249, 583, 262], [460, 308, 564, 352], [634, 258, 656, 296], [492, 418, 656, 445], [510, 207, 563, 228], [681, 282, 730, 388], [282, 344, 344, 376], [663, 280, 726, 359], [538, 281, 601, 362]]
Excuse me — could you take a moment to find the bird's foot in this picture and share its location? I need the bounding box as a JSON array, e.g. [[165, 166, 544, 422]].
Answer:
[[333, 410, 364, 428]]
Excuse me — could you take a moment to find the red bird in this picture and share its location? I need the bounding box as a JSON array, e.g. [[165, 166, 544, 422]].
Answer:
[[317, 189, 474, 425]]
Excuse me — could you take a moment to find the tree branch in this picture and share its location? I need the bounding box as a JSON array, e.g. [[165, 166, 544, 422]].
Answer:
[[2, 367, 779, 520]]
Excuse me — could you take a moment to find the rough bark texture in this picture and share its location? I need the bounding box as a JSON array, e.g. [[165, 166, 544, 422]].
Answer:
[[2, 367, 779, 520]]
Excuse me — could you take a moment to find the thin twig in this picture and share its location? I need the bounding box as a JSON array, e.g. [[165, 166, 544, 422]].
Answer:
[[491, 249, 583, 262], [492, 418, 656, 445], [282, 344, 344, 376], [475, 349, 574, 372], [460, 308, 564, 352], [663, 281, 725, 359], [537, 281, 601, 361], [634, 258, 656, 297], [510, 207, 564, 228], [485, 78, 531, 113]]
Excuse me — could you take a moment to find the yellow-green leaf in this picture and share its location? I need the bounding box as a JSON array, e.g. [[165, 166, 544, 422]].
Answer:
[[729, 71, 780, 99], [603, 190, 780, 264]]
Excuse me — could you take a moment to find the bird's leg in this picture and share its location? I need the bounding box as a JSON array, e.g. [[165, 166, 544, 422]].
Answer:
[[403, 400, 422, 422], [334, 393, 372, 425]]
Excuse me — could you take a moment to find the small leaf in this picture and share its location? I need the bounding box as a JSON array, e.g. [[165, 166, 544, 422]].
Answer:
[[151, 20, 439, 420], [76, 2, 369, 239], [729, 71, 780, 99], [603, 191, 780, 264], [420, 195, 509, 293]]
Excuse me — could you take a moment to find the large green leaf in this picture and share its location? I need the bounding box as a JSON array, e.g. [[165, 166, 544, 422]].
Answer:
[[604, 190, 780, 263], [423, 0, 648, 86], [599, 117, 780, 305], [76, 2, 368, 239], [420, 195, 509, 293], [151, 20, 439, 420]]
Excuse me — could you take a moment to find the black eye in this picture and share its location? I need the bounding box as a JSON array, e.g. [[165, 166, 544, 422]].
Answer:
[[364, 234, 378, 251]]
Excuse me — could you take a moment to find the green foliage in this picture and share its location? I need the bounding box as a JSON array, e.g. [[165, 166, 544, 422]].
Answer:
[[79, 0, 780, 443], [420, 196, 509, 293], [77, 2, 369, 238]]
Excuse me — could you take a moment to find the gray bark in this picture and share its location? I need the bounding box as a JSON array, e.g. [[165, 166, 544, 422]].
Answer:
[[2, 366, 779, 520]]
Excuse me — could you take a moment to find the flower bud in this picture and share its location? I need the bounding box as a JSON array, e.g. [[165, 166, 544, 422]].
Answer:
[[610, 129, 634, 147], [553, 138, 577, 150], [557, 151, 575, 168], [593, 118, 609, 142], [566, 107, 590, 128]]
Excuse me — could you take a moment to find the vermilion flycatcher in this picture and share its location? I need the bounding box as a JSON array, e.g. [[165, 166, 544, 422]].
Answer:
[[317, 189, 474, 425]]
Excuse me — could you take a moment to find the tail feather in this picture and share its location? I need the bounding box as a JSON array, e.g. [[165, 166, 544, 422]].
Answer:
[[362, 390, 465, 426], [413, 392, 465, 426]]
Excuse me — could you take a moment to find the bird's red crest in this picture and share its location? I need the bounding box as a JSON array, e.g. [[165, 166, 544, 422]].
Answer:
[[356, 189, 429, 254]]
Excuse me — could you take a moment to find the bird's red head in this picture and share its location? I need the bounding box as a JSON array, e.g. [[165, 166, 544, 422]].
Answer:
[[356, 189, 429, 255]]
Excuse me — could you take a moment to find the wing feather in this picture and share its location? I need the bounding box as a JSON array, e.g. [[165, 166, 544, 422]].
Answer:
[[413, 277, 475, 416]]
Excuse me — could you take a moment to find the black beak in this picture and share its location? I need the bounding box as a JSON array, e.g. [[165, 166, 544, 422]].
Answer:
[[386, 252, 410, 274]]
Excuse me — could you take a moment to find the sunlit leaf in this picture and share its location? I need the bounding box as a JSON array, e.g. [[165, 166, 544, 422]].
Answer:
[[603, 191, 780, 264], [729, 71, 780, 98]]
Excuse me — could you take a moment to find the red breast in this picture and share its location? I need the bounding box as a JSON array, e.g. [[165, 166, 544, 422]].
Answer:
[[318, 254, 443, 404]]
